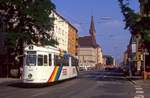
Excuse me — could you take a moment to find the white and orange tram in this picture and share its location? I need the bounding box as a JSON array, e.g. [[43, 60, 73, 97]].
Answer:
[[22, 45, 78, 83]]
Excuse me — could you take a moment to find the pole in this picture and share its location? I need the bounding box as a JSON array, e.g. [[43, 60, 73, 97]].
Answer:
[[143, 51, 147, 80], [7, 64, 8, 78], [143, 49, 149, 80], [144, 52, 145, 73], [128, 58, 132, 77]]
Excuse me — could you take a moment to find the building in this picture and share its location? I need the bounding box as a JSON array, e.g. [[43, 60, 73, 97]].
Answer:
[[68, 24, 78, 56], [49, 10, 79, 57], [49, 10, 69, 52], [139, 0, 150, 73], [123, 50, 129, 66], [103, 56, 107, 66], [123, 34, 144, 75], [78, 16, 103, 70], [123, 0, 150, 75], [139, 0, 150, 17]]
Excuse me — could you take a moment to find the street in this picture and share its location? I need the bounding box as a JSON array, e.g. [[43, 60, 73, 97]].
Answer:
[[1, 70, 150, 98]]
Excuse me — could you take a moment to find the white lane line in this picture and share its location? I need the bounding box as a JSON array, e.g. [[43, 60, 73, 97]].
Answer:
[[136, 90, 144, 94], [134, 85, 144, 98], [135, 87, 143, 90], [134, 95, 144, 98]]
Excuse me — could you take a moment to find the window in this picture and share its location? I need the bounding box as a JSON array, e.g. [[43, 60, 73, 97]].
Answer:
[[54, 55, 61, 66], [26, 54, 36, 66], [49, 54, 52, 66], [71, 56, 79, 66], [25, 51, 36, 66], [62, 58, 69, 66], [44, 55, 48, 66], [54, 55, 69, 66], [38, 55, 43, 66]]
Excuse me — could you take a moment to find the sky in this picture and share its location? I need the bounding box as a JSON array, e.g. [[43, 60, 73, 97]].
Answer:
[[52, 0, 140, 63]]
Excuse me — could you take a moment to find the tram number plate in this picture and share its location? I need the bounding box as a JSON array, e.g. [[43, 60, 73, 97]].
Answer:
[[62, 69, 67, 75]]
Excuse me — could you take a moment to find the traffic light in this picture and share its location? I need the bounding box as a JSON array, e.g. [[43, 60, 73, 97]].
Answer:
[[140, 54, 143, 61], [136, 52, 143, 61]]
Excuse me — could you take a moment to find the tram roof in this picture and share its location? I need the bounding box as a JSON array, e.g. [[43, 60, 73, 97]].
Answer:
[[24, 45, 60, 54]]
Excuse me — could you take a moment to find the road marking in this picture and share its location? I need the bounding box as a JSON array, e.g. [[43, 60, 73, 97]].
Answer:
[[131, 80, 137, 84], [136, 91, 144, 94], [134, 95, 144, 98], [135, 87, 143, 90], [134, 85, 144, 98]]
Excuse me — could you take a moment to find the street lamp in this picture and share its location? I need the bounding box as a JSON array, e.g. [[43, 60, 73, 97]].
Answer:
[[143, 48, 149, 80], [128, 57, 132, 77]]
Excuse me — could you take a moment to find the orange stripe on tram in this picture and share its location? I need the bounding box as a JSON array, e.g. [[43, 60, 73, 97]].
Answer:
[[48, 66, 59, 82]]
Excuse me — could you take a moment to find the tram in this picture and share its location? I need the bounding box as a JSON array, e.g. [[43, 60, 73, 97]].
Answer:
[[22, 45, 78, 83]]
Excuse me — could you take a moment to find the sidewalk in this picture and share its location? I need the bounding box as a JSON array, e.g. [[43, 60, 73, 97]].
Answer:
[[134, 79, 150, 86], [126, 76, 150, 86], [125, 76, 143, 84], [0, 78, 20, 84]]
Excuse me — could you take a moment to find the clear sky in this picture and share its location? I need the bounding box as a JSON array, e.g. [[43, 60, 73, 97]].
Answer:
[[52, 0, 140, 62]]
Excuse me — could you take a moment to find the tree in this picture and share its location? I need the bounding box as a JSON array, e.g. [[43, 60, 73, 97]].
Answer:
[[118, 0, 141, 34], [0, 0, 56, 45], [0, 0, 56, 76], [118, 0, 150, 43], [118, 0, 150, 71]]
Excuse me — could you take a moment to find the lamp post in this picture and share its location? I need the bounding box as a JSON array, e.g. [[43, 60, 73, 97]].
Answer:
[[143, 48, 149, 80], [128, 58, 132, 77]]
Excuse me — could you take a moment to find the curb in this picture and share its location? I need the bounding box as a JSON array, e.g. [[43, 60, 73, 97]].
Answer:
[[0, 78, 20, 85]]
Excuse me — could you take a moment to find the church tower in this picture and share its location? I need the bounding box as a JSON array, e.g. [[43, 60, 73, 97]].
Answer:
[[89, 16, 96, 44]]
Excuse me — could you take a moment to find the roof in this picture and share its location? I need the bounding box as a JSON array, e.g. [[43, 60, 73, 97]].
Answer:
[[89, 16, 96, 37], [52, 10, 78, 32], [78, 36, 99, 48]]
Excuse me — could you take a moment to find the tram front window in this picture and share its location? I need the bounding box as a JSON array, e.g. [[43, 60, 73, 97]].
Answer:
[[38, 55, 43, 66], [26, 54, 36, 66]]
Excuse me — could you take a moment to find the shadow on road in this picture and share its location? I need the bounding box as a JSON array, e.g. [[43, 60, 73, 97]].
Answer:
[[79, 70, 130, 82], [7, 77, 77, 88]]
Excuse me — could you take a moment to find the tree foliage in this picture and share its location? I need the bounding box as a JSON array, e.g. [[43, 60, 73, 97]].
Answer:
[[0, 0, 56, 67], [118, 0, 141, 33], [118, 0, 150, 43], [0, 0, 56, 48]]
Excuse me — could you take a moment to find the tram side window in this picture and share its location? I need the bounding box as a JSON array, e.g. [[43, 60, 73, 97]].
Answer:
[[54, 55, 61, 66], [44, 55, 48, 66], [38, 55, 43, 66], [72, 57, 78, 66], [54, 55, 69, 66], [49, 54, 51, 66], [63, 57, 69, 66]]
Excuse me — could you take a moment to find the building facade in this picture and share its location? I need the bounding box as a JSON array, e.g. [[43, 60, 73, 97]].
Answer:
[[49, 11, 69, 52], [139, 0, 150, 17], [78, 16, 103, 70], [78, 37, 99, 69], [139, 0, 150, 73], [68, 24, 78, 56]]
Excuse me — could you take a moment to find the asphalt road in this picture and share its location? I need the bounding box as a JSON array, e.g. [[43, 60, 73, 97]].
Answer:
[[0, 70, 147, 98]]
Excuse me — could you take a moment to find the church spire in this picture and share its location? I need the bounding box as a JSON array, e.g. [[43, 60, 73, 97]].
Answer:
[[89, 16, 96, 41]]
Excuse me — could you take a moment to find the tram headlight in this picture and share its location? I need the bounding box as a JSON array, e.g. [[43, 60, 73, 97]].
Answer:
[[29, 45, 33, 50], [28, 73, 32, 79]]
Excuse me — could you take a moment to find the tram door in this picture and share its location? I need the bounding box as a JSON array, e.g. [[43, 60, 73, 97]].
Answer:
[[37, 52, 50, 81]]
